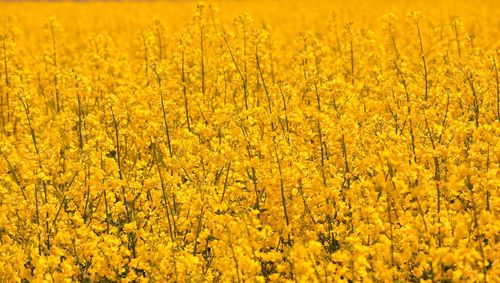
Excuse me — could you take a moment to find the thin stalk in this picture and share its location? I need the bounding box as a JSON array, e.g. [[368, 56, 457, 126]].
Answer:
[[424, 116, 443, 247], [452, 17, 462, 57], [19, 90, 48, 254], [277, 83, 290, 143], [223, 33, 248, 109], [493, 58, 499, 122], [266, 35, 275, 83], [181, 46, 191, 132], [255, 45, 276, 132], [340, 135, 351, 190], [111, 108, 132, 222], [151, 69, 174, 158], [395, 65, 417, 163], [192, 204, 205, 255], [416, 22, 429, 101], [0, 149, 27, 202], [347, 24, 355, 85], [155, 23, 163, 61], [152, 142, 176, 242], [103, 189, 110, 233], [76, 93, 84, 149], [387, 194, 395, 272], [459, 67, 479, 128], [140, 31, 149, 87], [49, 21, 60, 112], [318, 121, 327, 187], [2, 36, 9, 125], [200, 20, 206, 96], [228, 233, 242, 283], [220, 161, 231, 204], [388, 24, 399, 57], [274, 145, 289, 226]]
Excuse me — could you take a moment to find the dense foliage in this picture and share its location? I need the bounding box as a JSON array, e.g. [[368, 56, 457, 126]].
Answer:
[[0, 1, 498, 282]]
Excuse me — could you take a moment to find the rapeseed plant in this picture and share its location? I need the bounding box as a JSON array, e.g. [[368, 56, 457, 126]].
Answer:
[[0, 0, 498, 282]]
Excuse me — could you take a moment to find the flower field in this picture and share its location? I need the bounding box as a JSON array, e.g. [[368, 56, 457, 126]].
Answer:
[[0, 0, 499, 282]]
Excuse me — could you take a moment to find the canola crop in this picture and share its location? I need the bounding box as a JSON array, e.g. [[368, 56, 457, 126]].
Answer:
[[0, 1, 499, 282]]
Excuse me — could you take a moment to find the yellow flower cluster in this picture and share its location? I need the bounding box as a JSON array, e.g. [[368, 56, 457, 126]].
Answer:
[[0, 1, 498, 282]]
